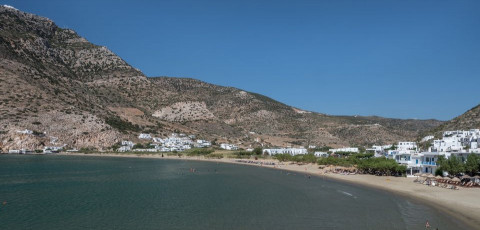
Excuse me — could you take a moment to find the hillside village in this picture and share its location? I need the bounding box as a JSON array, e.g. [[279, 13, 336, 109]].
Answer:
[[5, 124, 480, 177]]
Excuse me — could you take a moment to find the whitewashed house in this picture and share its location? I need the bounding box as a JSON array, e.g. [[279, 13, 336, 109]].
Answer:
[[121, 141, 134, 147], [397, 142, 417, 151], [16, 129, 33, 135], [220, 143, 238, 150], [314, 151, 329, 157], [367, 145, 393, 157], [195, 140, 211, 148], [138, 133, 152, 139], [263, 148, 308, 156], [152, 138, 164, 143], [421, 135, 435, 142], [118, 146, 131, 152], [329, 147, 359, 154], [394, 152, 441, 176], [432, 137, 463, 152], [43, 146, 63, 153], [133, 148, 158, 152]]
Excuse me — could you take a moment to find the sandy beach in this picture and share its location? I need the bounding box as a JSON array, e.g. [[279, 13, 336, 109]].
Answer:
[[59, 152, 480, 229]]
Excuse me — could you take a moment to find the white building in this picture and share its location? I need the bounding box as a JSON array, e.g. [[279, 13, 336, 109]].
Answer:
[[121, 141, 134, 147], [118, 141, 134, 152], [195, 140, 211, 148], [430, 129, 480, 153], [397, 142, 417, 151], [43, 146, 63, 153], [392, 129, 480, 176], [433, 138, 463, 152], [263, 148, 308, 156], [16, 129, 33, 135], [138, 133, 152, 139], [8, 149, 30, 154], [314, 151, 329, 157], [421, 135, 435, 142], [152, 138, 164, 143], [133, 148, 158, 152], [367, 145, 393, 157], [220, 143, 238, 150], [118, 146, 131, 152], [394, 152, 441, 176], [329, 147, 359, 154]]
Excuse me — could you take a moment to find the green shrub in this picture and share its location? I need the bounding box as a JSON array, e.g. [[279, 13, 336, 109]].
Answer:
[[185, 148, 214, 156], [233, 151, 254, 156], [253, 147, 263, 155], [105, 116, 140, 133]]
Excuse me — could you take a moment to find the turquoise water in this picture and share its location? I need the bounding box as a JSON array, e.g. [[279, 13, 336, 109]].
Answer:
[[0, 155, 467, 229]]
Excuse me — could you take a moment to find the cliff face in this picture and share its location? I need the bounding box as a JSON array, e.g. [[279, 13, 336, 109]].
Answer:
[[0, 6, 444, 151]]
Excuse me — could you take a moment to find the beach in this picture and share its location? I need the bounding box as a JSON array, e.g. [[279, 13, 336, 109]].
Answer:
[[58, 152, 480, 229]]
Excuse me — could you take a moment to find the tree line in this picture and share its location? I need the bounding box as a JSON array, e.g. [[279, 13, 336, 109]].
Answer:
[[274, 152, 406, 176], [436, 154, 480, 176]]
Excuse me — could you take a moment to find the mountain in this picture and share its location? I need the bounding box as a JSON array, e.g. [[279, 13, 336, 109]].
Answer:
[[0, 6, 443, 151], [425, 105, 480, 138]]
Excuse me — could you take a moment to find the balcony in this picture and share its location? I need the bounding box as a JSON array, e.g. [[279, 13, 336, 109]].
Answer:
[[421, 161, 436, 166]]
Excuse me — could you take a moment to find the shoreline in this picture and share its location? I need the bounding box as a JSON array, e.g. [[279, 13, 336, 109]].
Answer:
[[50, 152, 480, 229]]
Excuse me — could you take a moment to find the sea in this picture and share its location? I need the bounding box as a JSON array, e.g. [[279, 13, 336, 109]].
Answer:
[[0, 155, 468, 229]]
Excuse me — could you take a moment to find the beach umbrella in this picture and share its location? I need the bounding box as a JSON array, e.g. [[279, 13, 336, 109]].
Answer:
[[442, 176, 450, 180], [473, 175, 480, 184], [451, 177, 461, 182], [420, 173, 428, 177], [461, 175, 471, 180], [435, 175, 442, 179]]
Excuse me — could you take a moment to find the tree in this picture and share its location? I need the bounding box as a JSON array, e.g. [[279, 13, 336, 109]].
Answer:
[[446, 155, 464, 176], [110, 142, 121, 151], [436, 155, 449, 175], [302, 154, 317, 163], [384, 144, 397, 151], [253, 147, 263, 155], [465, 154, 480, 176], [357, 146, 366, 153]]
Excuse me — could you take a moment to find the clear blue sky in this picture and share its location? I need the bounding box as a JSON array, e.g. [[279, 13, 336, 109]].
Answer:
[[3, 0, 480, 120]]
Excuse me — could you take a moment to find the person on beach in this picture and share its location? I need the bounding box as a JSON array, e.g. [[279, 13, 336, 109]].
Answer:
[[425, 220, 430, 229]]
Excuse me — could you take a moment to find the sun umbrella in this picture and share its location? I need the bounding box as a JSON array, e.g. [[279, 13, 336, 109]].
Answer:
[[442, 176, 450, 180], [435, 175, 442, 179], [421, 173, 428, 177], [461, 175, 471, 180], [474, 175, 480, 179], [451, 177, 461, 182], [427, 174, 435, 178]]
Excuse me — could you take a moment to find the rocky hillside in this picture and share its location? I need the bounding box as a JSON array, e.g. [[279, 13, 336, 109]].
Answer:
[[0, 6, 443, 151]]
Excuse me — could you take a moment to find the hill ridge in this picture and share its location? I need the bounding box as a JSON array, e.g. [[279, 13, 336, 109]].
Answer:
[[0, 6, 444, 151]]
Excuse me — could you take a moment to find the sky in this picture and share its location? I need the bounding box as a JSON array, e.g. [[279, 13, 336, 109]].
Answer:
[[3, 0, 480, 120]]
